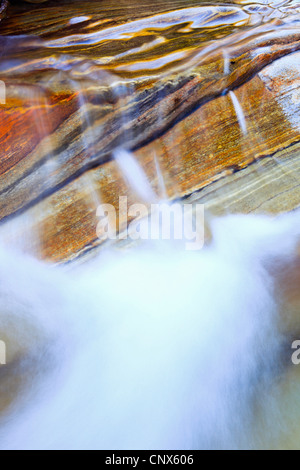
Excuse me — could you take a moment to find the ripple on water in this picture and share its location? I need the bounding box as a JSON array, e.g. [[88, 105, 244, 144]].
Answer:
[[0, 1, 299, 77]]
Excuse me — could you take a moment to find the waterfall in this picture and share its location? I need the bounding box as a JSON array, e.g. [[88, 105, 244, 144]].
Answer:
[[0, 210, 299, 450], [0, 0, 299, 451]]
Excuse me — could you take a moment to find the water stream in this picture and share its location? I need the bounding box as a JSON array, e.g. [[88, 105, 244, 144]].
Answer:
[[0, 0, 299, 450]]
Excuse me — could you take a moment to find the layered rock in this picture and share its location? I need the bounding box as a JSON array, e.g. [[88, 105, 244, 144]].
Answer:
[[0, 0, 299, 262], [0, 0, 7, 20]]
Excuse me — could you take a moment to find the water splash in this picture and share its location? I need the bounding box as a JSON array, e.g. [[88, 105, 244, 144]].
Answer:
[[223, 49, 231, 75], [0, 210, 298, 450], [114, 148, 157, 203], [229, 91, 248, 136]]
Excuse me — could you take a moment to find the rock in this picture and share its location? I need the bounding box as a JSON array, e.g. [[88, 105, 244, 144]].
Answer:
[[0, 0, 299, 262], [0, 0, 8, 20]]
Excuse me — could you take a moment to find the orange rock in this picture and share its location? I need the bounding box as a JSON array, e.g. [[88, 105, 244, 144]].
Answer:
[[0, 0, 299, 262]]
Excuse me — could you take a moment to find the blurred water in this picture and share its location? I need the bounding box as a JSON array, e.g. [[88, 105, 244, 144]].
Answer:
[[0, 210, 299, 450], [0, 0, 299, 451]]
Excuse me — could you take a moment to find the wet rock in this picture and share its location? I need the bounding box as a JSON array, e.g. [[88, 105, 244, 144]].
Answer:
[[0, 0, 8, 20], [0, 0, 299, 262]]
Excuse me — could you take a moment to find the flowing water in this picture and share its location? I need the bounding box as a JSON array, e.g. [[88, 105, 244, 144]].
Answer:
[[0, 0, 299, 450], [0, 209, 299, 450]]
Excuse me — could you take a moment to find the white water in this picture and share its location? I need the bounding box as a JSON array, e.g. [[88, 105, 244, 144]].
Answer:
[[229, 91, 248, 136], [0, 210, 299, 450]]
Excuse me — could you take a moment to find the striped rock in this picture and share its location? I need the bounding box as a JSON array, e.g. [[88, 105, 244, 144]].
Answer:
[[0, 0, 7, 20], [0, 0, 299, 262]]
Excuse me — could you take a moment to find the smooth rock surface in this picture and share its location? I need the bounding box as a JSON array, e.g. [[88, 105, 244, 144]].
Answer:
[[0, 0, 299, 262]]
